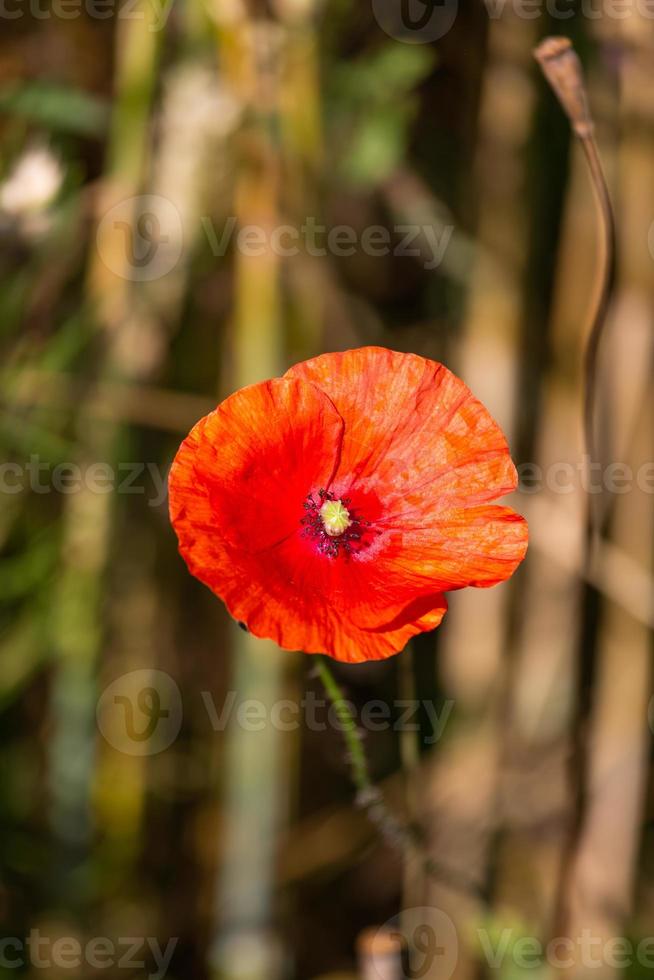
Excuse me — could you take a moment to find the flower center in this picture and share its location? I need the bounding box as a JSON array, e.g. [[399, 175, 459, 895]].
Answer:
[[300, 489, 369, 558], [319, 499, 352, 537]]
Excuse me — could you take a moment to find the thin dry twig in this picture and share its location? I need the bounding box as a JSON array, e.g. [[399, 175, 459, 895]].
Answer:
[[534, 35, 617, 943], [534, 37, 617, 534]]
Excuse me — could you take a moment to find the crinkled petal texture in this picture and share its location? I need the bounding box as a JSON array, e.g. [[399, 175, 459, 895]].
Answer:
[[169, 347, 528, 663]]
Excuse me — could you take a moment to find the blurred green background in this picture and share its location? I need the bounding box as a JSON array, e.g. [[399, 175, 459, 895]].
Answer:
[[1, 1, 653, 978]]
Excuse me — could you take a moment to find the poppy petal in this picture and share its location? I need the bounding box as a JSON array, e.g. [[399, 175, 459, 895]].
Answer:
[[170, 377, 344, 554], [225, 536, 447, 661], [286, 346, 518, 514], [347, 505, 528, 629], [235, 550, 449, 662]]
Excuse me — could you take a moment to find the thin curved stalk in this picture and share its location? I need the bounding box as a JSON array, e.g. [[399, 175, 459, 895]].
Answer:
[[534, 36, 617, 942], [579, 133, 617, 536], [534, 37, 617, 529]]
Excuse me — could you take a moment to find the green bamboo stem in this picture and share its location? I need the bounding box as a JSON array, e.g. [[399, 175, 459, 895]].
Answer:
[[49, 0, 163, 895], [209, 14, 289, 980]]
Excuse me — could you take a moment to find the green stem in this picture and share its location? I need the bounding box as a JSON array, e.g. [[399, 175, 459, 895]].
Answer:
[[314, 656, 371, 795], [315, 655, 486, 902]]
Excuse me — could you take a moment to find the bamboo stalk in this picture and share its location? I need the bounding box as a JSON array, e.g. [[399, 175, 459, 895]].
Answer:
[[423, 14, 539, 977], [48, 0, 163, 901], [208, 10, 292, 980]]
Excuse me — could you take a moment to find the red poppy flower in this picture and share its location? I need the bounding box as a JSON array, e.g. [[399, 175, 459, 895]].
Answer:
[[169, 347, 527, 663]]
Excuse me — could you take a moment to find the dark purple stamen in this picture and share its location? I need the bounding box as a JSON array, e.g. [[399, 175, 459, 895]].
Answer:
[[300, 488, 369, 559]]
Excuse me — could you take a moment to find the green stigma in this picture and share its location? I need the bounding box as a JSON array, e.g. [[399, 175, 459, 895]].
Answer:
[[319, 499, 352, 537]]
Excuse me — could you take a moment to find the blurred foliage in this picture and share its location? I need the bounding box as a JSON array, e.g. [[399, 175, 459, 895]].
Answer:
[[328, 43, 435, 185], [0, 81, 108, 137]]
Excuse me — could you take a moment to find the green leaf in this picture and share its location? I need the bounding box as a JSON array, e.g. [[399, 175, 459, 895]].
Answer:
[[0, 82, 109, 137]]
